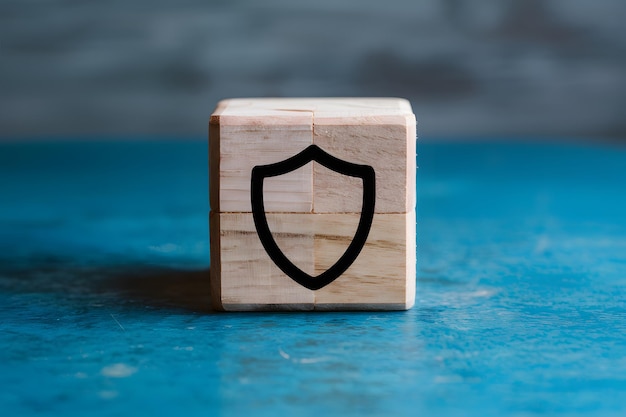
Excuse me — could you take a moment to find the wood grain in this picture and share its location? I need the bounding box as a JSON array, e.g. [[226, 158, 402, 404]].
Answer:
[[313, 211, 415, 309], [209, 98, 416, 311], [210, 98, 416, 214], [210, 102, 313, 213], [313, 113, 416, 213], [210, 211, 415, 311], [210, 212, 315, 311], [212, 97, 412, 117]]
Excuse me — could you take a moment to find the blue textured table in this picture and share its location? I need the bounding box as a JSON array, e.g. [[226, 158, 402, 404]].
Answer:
[[1, 139, 625, 416]]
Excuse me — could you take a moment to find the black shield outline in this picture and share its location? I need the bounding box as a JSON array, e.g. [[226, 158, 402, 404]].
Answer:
[[251, 144, 375, 291]]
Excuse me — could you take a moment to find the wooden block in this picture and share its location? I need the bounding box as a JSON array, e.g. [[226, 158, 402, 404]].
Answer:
[[313, 211, 415, 310], [210, 212, 315, 311], [210, 100, 313, 213], [209, 98, 416, 214], [211, 211, 415, 311], [209, 98, 417, 311], [313, 113, 416, 213]]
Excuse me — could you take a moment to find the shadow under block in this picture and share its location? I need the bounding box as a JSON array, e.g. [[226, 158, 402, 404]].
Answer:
[[209, 98, 417, 311]]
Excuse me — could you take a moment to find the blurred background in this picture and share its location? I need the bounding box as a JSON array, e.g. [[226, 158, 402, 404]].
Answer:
[[1, 0, 625, 140]]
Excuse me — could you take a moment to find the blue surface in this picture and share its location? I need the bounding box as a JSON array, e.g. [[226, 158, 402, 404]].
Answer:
[[1, 139, 626, 416]]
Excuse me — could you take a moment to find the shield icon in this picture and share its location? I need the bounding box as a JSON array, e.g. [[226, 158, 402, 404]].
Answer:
[[251, 144, 375, 290]]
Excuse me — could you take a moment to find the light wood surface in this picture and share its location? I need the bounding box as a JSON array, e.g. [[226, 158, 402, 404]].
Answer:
[[313, 115, 416, 213], [209, 98, 416, 311], [210, 108, 313, 213], [209, 98, 416, 214], [211, 97, 413, 118], [210, 212, 315, 311], [314, 210, 415, 309], [210, 211, 415, 311]]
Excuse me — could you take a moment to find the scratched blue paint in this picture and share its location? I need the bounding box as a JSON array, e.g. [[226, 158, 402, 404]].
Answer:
[[1, 139, 625, 416]]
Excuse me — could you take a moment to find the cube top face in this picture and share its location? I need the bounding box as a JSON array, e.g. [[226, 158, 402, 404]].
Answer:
[[209, 98, 416, 311], [211, 98, 413, 125]]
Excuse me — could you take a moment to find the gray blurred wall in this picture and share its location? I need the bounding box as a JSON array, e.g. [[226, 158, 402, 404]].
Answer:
[[1, 0, 625, 139]]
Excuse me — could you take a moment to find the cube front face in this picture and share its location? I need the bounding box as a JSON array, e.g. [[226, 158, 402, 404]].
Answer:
[[210, 98, 416, 311]]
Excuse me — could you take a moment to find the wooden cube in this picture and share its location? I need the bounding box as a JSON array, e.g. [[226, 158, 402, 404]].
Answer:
[[209, 98, 416, 311]]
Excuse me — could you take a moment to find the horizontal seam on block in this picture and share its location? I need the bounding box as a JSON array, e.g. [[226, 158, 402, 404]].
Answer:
[[212, 211, 414, 215]]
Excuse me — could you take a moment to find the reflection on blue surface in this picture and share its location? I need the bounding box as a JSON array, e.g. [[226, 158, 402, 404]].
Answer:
[[1, 139, 625, 416]]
